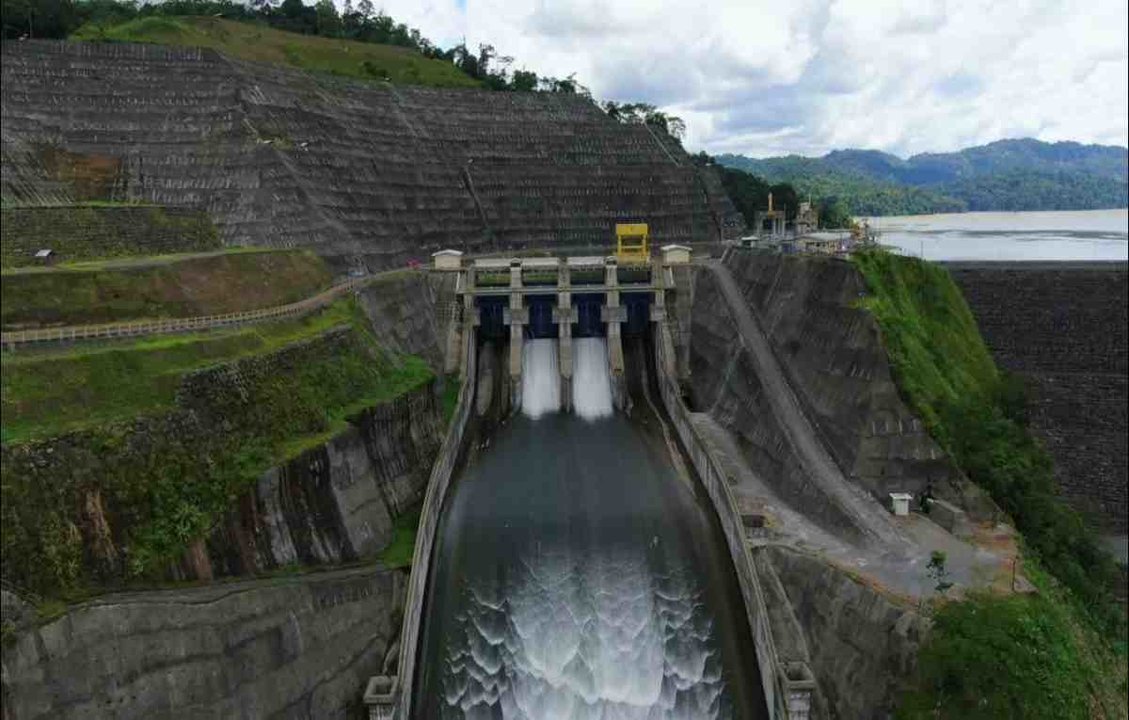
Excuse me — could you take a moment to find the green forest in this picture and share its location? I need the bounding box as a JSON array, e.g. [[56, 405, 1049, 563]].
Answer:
[[719, 139, 1128, 215]]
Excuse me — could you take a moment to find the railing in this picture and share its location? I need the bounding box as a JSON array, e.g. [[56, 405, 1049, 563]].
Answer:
[[651, 322, 814, 719], [364, 324, 477, 719], [0, 276, 377, 349]]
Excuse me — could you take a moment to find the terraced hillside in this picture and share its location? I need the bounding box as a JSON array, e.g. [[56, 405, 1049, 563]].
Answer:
[[1, 40, 742, 270]]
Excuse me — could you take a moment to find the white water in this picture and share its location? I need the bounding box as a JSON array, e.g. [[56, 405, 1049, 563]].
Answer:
[[572, 337, 614, 421], [521, 338, 561, 418]]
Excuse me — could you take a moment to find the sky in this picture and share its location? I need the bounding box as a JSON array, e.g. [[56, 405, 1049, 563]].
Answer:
[[365, 0, 1129, 159]]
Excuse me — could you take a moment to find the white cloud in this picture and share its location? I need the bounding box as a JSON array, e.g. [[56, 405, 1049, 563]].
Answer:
[[359, 0, 1129, 157]]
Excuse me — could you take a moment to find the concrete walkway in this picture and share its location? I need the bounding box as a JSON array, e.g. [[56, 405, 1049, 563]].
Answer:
[[0, 272, 393, 349]]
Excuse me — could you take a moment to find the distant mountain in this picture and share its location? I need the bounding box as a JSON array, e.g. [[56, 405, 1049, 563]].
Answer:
[[717, 139, 1129, 215]]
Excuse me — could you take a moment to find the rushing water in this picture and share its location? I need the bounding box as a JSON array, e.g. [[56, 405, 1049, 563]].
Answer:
[[416, 337, 764, 718], [521, 339, 561, 418], [868, 208, 1128, 261], [572, 337, 614, 421]]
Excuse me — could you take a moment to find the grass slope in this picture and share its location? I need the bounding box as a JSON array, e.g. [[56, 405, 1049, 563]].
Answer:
[[2, 298, 434, 594], [851, 250, 1126, 718], [72, 16, 480, 88], [1, 249, 332, 329]]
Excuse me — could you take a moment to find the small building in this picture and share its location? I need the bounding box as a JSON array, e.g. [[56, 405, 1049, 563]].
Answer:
[[431, 249, 463, 271], [34, 248, 56, 265], [661, 244, 692, 265], [889, 492, 913, 517]]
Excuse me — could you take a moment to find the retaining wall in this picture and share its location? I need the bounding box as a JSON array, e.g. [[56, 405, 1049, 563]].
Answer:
[[388, 324, 477, 718], [949, 263, 1128, 531], [652, 321, 812, 719], [0, 205, 219, 267], [2, 41, 743, 269], [1, 565, 405, 720]]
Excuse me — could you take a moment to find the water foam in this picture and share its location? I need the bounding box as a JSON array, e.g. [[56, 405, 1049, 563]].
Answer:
[[441, 546, 726, 719], [572, 337, 614, 421]]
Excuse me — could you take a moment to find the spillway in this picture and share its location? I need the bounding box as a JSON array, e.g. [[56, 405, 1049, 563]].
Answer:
[[521, 338, 561, 418], [415, 336, 764, 718], [572, 337, 614, 421]]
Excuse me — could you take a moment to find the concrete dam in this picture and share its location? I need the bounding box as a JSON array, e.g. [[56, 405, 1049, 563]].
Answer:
[[1, 38, 1042, 720]]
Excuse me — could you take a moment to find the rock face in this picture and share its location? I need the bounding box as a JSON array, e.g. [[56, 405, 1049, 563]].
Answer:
[[178, 384, 444, 581], [1, 41, 743, 269], [1, 565, 405, 720], [949, 263, 1128, 532], [763, 546, 924, 720], [684, 254, 972, 543], [720, 253, 957, 504]]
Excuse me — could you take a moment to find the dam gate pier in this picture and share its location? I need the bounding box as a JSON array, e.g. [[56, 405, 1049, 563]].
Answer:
[[451, 251, 675, 413]]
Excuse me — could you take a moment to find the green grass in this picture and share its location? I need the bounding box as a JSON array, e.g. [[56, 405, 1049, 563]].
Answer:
[[2, 299, 363, 442], [898, 580, 1125, 720], [72, 16, 480, 88], [851, 250, 1126, 717], [2, 297, 436, 595], [378, 507, 422, 569], [1, 249, 332, 329], [441, 374, 461, 426]]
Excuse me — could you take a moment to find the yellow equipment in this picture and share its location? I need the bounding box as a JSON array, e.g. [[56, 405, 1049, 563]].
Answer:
[[615, 223, 650, 263]]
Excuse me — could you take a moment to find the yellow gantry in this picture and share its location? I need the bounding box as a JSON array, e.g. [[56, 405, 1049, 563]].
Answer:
[[614, 223, 650, 264]]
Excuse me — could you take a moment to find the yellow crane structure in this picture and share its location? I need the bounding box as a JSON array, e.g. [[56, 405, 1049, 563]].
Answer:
[[614, 223, 650, 264]]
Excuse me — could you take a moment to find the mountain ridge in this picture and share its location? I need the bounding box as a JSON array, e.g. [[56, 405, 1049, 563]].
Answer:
[[717, 138, 1128, 215]]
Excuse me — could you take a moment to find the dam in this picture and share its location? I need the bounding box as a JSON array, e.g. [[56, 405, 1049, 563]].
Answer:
[[5, 36, 1112, 720], [415, 336, 764, 717]]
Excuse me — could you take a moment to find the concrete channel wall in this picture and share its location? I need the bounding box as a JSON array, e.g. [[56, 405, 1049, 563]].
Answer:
[[364, 324, 477, 719], [652, 321, 815, 720]]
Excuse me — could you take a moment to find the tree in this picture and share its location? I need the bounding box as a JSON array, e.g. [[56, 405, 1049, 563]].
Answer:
[[510, 69, 538, 92], [356, 0, 372, 18], [314, 0, 339, 36]]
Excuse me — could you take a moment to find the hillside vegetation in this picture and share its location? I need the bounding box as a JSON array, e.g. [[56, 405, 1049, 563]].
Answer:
[[852, 251, 1126, 718], [1, 249, 332, 328], [720, 139, 1129, 215], [72, 16, 479, 87], [1, 297, 433, 595]]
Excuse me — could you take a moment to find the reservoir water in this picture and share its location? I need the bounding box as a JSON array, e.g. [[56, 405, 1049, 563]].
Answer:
[[869, 208, 1128, 261], [416, 338, 764, 718]]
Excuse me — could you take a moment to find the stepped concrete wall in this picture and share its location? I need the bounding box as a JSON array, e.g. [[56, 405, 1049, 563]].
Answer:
[[1, 565, 405, 720], [0, 206, 219, 267], [1, 41, 743, 269], [949, 262, 1128, 532]]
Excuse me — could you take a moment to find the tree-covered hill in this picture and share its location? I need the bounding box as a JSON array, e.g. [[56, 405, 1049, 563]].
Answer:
[[718, 139, 1129, 215]]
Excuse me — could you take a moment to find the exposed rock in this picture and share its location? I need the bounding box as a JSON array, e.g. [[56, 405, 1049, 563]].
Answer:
[[764, 546, 925, 720], [1, 565, 405, 719]]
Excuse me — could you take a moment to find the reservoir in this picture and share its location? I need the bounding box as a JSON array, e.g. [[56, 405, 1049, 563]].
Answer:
[[870, 208, 1128, 261]]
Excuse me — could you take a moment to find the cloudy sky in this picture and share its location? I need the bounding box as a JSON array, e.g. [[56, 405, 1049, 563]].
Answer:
[[369, 0, 1129, 158]]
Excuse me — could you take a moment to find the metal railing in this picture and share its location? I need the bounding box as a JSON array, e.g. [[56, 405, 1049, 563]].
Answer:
[[1, 276, 378, 350]]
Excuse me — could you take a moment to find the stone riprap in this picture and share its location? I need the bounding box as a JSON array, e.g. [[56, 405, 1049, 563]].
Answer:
[[0, 205, 219, 267], [1, 565, 405, 720], [949, 263, 1128, 532], [1, 41, 743, 269]]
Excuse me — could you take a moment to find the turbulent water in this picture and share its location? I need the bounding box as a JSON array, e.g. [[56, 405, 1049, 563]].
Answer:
[[521, 339, 561, 418], [869, 209, 1128, 261], [415, 337, 763, 719], [572, 337, 614, 421]]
